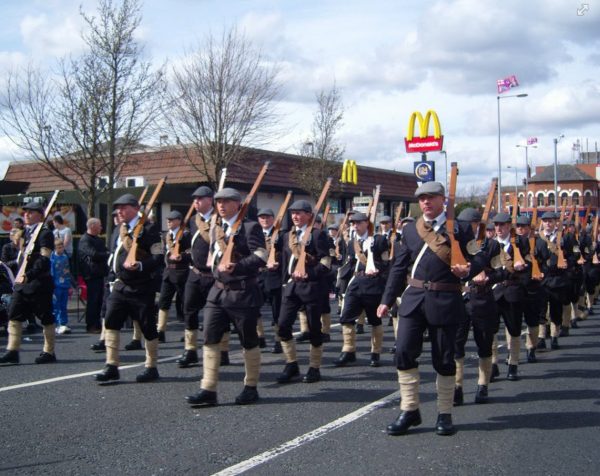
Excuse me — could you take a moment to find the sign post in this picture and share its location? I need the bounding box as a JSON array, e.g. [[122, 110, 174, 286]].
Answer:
[[405, 110, 444, 184]]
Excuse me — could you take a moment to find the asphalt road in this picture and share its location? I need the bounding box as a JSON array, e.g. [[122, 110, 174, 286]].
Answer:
[[1, 301, 600, 476]]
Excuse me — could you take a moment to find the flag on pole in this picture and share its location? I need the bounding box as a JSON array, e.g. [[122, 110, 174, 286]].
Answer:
[[527, 137, 538, 145], [497, 74, 519, 94]]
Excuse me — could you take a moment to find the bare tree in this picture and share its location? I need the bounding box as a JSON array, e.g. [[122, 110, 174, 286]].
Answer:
[[167, 27, 280, 189], [295, 83, 345, 199], [0, 0, 164, 233]]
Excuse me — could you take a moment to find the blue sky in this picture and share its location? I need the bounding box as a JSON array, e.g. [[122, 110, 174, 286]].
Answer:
[[1, 0, 599, 194]]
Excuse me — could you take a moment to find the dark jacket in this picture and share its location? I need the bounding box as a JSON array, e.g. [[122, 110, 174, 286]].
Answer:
[[78, 233, 109, 280], [15, 225, 54, 295], [344, 234, 389, 296]]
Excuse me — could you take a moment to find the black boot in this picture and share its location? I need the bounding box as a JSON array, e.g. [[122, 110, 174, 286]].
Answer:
[[388, 345, 396, 354], [91, 340, 106, 352], [0, 350, 19, 364], [258, 337, 267, 349], [276, 362, 300, 383], [536, 338, 546, 350], [356, 324, 364, 334], [136, 367, 159, 383], [559, 327, 569, 337], [551, 337, 560, 350], [94, 364, 120, 382], [302, 367, 321, 383], [334, 351, 356, 367], [235, 385, 259, 405], [176, 350, 199, 368], [321, 333, 331, 343], [507, 364, 519, 381], [124, 339, 142, 351], [35, 352, 57, 364], [527, 349, 537, 363], [369, 353, 381, 367], [436, 413, 455, 436], [386, 409, 422, 436], [570, 319, 579, 329], [490, 363, 500, 382], [220, 351, 230, 366], [158, 331, 166, 343], [295, 331, 310, 343], [271, 341, 283, 354], [474, 385, 488, 403], [453, 386, 464, 406], [186, 389, 217, 406]]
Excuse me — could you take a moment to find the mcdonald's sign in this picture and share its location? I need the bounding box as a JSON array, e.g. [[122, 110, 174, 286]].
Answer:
[[404, 110, 444, 153], [340, 159, 358, 184]]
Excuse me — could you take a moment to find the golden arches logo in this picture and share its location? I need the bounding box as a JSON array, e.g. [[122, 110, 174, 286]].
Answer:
[[340, 160, 358, 184], [404, 110, 444, 153]]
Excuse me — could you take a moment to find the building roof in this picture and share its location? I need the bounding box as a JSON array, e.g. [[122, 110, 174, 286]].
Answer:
[[529, 164, 596, 183], [3, 145, 417, 201]]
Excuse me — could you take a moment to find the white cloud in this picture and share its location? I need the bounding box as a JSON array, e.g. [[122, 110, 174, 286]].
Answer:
[[20, 12, 85, 58]]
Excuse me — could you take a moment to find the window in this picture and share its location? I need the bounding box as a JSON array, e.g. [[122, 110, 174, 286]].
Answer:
[[96, 175, 110, 188], [584, 191, 592, 205], [125, 176, 145, 187], [548, 192, 555, 206], [560, 192, 568, 205], [572, 192, 580, 205], [537, 193, 545, 207]]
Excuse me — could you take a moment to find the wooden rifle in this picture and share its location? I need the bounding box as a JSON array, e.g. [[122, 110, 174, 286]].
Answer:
[[124, 177, 167, 267], [15, 190, 60, 284], [219, 162, 270, 267], [170, 203, 195, 260], [137, 185, 149, 212], [593, 213, 600, 265], [555, 200, 568, 269], [477, 178, 497, 244], [447, 163, 467, 266], [529, 207, 543, 279], [365, 185, 381, 273], [389, 202, 404, 260], [205, 168, 228, 266], [294, 177, 332, 277], [582, 204, 591, 229], [321, 203, 331, 228], [335, 209, 352, 259], [510, 194, 525, 265], [574, 205, 580, 241], [266, 190, 293, 267]]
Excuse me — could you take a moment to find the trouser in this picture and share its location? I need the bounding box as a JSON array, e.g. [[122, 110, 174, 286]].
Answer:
[[182, 275, 214, 330], [158, 274, 187, 318], [104, 288, 158, 340], [84, 277, 104, 330], [278, 291, 323, 347], [6, 286, 54, 352], [203, 299, 261, 349], [53, 286, 70, 326]]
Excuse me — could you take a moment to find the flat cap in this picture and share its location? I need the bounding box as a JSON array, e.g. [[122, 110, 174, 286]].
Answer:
[[214, 187, 242, 201], [257, 208, 274, 217], [541, 211, 558, 220], [113, 193, 139, 207], [349, 212, 369, 222], [516, 215, 531, 226], [457, 208, 482, 222], [327, 224, 339, 230], [166, 210, 183, 220], [192, 186, 213, 198], [379, 215, 392, 223], [492, 212, 511, 223], [415, 181, 445, 198], [401, 216, 415, 224], [22, 201, 44, 213], [485, 221, 495, 231], [288, 200, 312, 213]]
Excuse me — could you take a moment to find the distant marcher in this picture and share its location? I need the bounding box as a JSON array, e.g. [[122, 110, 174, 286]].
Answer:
[[51, 239, 72, 334]]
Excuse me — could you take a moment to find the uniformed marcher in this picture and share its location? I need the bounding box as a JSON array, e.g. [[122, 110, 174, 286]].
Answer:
[[334, 212, 389, 367], [377, 181, 484, 436], [94, 193, 164, 383], [379, 215, 393, 239], [176, 186, 215, 368], [274, 200, 331, 384], [0, 202, 56, 365], [156, 210, 191, 343], [186, 187, 267, 406]]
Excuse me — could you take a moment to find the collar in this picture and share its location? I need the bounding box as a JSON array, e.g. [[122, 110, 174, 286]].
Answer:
[[127, 216, 140, 230], [263, 226, 273, 235], [202, 208, 214, 222]]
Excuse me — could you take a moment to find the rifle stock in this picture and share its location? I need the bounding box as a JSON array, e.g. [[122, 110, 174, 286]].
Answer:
[[529, 207, 543, 279], [556, 200, 568, 269], [170, 202, 196, 260], [266, 190, 293, 267], [477, 178, 497, 244], [389, 202, 404, 260], [365, 185, 381, 273], [447, 163, 467, 266], [510, 194, 525, 264]]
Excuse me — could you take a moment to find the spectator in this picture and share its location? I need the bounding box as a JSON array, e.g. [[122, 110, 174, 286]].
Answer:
[[53, 215, 73, 257], [78, 218, 109, 334], [51, 239, 72, 334]]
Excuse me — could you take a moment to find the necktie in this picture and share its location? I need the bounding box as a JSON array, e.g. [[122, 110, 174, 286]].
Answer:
[[223, 222, 229, 233]]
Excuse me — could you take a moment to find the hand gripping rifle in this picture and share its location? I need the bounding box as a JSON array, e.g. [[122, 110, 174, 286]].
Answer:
[[530, 207, 543, 279], [447, 163, 467, 266], [294, 177, 332, 277], [124, 177, 166, 267], [219, 162, 270, 268], [477, 178, 497, 245], [14, 190, 60, 284], [266, 190, 293, 267], [365, 185, 381, 274], [510, 194, 525, 265]]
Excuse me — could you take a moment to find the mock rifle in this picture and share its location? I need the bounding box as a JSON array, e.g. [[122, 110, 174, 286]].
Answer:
[[321, 203, 331, 228], [266, 190, 293, 268], [477, 178, 497, 245], [170, 203, 195, 261], [529, 207, 543, 279], [555, 199, 568, 269], [593, 213, 600, 265], [388, 201, 404, 261], [14, 190, 60, 284], [124, 177, 166, 267], [447, 163, 467, 266], [137, 185, 149, 212], [335, 209, 353, 259], [294, 177, 333, 277], [582, 204, 591, 229], [219, 162, 270, 268], [365, 185, 381, 274], [205, 168, 228, 266], [510, 194, 525, 265], [574, 205, 581, 242]]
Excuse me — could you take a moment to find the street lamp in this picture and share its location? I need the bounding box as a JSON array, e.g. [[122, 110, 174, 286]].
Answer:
[[439, 150, 448, 191], [497, 93, 528, 211], [506, 165, 519, 204], [553, 134, 564, 212], [516, 143, 537, 208]]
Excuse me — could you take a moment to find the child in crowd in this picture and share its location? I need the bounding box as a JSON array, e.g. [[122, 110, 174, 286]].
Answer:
[[51, 239, 72, 334]]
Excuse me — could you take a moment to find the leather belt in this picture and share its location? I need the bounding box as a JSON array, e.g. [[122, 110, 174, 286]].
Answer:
[[190, 266, 213, 277], [463, 284, 491, 294], [167, 264, 187, 269], [499, 280, 520, 287], [214, 277, 257, 291], [407, 277, 462, 292]]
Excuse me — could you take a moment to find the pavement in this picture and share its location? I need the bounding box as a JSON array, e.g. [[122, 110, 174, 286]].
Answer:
[[1, 299, 600, 476]]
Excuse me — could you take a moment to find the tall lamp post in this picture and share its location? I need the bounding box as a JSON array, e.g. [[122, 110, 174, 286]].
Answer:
[[440, 150, 448, 191], [516, 143, 537, 208], [506, 165, 519, 206], [553, 134, 564, 212], [497, 93, 528, 211]]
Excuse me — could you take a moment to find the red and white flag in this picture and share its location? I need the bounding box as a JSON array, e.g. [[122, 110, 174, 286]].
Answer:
[[527, 137, 538, 145], [497, 75, 519, 94]]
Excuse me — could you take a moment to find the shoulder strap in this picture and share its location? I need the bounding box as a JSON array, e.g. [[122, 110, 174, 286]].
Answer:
[[415, 217, 450, 265]]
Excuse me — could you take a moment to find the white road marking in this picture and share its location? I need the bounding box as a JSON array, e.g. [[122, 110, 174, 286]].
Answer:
[[211, 390, 399, 476]]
